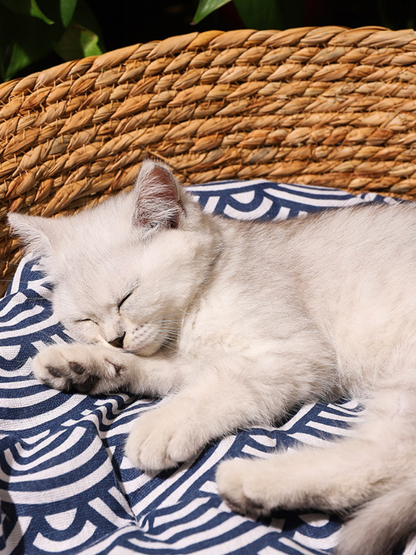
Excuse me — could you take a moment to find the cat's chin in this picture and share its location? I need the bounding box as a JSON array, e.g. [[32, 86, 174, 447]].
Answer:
[[127, 340, 163, 357]]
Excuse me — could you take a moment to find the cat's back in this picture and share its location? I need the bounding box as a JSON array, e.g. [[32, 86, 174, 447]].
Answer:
[[292, 201, 416, 294], [295, 201, 416, 259], [290, 202, 416, 387], [209, 202, 416, 361], [215, 201, 416, 285]]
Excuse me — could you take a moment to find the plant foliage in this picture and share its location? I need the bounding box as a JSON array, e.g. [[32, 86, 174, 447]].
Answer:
[[193, 0, 305, 29], [0, 0, 103, 82], [193, 0, 416, 31]]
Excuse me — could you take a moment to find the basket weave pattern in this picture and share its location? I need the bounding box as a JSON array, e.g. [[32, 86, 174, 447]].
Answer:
[[1, 25, 416, 292]]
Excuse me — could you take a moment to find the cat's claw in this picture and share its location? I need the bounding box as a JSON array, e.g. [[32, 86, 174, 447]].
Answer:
[[32, 344, 129, 394]]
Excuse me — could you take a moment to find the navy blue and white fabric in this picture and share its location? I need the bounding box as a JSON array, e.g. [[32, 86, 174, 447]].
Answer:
[[0, 180, 413, 555]]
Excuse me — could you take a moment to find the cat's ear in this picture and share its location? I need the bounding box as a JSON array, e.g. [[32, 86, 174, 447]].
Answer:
[[133, 160, 185, 232], [8, 212, 56, 258]]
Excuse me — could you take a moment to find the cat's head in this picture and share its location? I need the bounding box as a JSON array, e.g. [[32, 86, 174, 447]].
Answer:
[[9, 160, 219, 356]]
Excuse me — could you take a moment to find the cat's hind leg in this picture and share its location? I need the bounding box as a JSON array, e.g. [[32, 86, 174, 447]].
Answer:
[[216, 380, 416, 555], [337, 478, 416, 555]]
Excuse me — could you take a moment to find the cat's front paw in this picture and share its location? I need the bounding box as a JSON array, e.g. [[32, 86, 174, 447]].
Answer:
[[125, 405, 204, 472], [33, 344, 130, 394], [216, 458, 275, 517]]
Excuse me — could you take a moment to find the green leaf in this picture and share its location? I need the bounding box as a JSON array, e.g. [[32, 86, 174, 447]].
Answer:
[[60, 0, 77, 28], [55, 21, 102, 61], [0, 0, 103, 81], [0, 0, 54, 24], [193, 0, 232, 24], [234, 0, 282, 29], [0, 4, 58, 80], [234, 0, 306, 30], [54, 0, 104, 60], [78, 25, 102, 57], [72, 0, 105, 49], [6, 43, 33, 78]]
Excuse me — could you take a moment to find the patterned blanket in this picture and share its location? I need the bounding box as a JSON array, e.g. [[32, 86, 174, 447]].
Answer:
[[1, 180, 413, 555]]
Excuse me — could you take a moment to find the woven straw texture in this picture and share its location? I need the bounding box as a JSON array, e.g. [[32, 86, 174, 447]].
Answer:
[[2, 25, 416, 293]]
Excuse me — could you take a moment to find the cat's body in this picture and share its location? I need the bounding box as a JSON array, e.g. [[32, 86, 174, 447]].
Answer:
[[8, 160, 416, 555]]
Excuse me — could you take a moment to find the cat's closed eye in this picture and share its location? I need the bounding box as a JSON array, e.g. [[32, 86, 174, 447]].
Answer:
[[118, 291, 133, 310]]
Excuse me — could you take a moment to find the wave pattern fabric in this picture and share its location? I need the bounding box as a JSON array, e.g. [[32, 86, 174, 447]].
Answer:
[[0, 181, 412, 555]]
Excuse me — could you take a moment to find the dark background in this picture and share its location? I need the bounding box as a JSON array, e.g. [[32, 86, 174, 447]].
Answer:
[[11, 0, 416, 80], [87, 0, 415, 51]]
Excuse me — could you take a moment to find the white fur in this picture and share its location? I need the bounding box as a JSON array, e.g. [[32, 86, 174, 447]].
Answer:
[[9, 160, 416, 555]]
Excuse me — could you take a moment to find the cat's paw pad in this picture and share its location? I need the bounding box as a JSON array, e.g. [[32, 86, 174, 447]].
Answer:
[[32, 344, 124, 394], [125, 407, 202, 472], [216, 458, 272, 517]]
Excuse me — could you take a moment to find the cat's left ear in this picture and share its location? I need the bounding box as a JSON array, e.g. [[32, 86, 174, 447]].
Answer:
[[132, 160, 185, 233], [8, 212, 57, 258]]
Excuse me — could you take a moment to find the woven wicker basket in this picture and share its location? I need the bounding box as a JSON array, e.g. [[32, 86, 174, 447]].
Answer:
[[2, 25, 416, 294]]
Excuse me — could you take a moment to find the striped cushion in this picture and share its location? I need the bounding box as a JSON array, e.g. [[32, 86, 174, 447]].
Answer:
[[0, 181, 404, 555]]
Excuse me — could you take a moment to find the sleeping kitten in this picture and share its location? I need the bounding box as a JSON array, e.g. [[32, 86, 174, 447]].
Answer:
[[8, 160, 416, 555]]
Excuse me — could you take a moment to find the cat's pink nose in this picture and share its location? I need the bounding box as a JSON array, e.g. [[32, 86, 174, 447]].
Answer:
[[108, 333, 125, 349]]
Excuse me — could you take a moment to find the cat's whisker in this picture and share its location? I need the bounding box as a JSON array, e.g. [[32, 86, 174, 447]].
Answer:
[[160, 339, 179, 353], [161, 333, 181, 344], [157, 328, 181, 340]]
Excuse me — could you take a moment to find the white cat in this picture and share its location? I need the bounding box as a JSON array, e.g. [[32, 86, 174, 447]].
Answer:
[[8, 160, 416, 555]]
